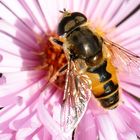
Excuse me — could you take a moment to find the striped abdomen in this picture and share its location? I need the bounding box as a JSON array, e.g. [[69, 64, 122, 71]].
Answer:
[[86, 58, 119, 109]]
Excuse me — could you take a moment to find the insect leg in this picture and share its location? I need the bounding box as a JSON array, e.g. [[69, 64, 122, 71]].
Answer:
[[0, 73, 3, 77], [72, 129, 75, 140], [53, 38, 63, 46], [49, 37, 63, 47]]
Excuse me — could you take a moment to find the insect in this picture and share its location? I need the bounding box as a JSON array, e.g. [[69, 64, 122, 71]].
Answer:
[[50, 9, 140, 133]]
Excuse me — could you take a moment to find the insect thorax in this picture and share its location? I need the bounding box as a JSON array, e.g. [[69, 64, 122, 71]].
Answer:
[[66, 26, 103, 64]]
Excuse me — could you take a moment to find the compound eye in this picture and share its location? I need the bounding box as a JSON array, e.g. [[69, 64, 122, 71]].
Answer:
[[74, 16, 86, 23], [64, 20, 76, 32]]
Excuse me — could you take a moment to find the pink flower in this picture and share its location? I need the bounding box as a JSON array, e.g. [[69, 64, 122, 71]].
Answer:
[[0, 0, 140, 140]]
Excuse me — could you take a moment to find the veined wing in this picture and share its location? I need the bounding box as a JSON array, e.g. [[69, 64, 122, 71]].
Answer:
[[61, 59, 92, 133], [103, 38, 140, 76]]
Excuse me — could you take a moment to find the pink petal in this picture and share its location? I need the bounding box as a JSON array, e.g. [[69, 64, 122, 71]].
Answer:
[[16, 125, 40, 140], [118, 105, 140, 136], [57, 0, 71, 13], [102, 0, 124, 25], [0, 54, 3, 62], [0, 31, 37, 52], [96, 113, 118, 140], [0, 75, 6, 85], [0, 1, 40, 36], [109, 107, 137, 140], [37, 94, 62, 137], [108, 11, 140, 40], [37, 87, 73, 140], [0, 95, 23, 106], [0, 51, 39, 70], [121, 34, 140, 45], [122, 40, 140, 53], [120, 82, 140, 98], [119, 73, 140, 86], [0, 71, 44, 99], [75, 110, 97, 140], [0, 1, 140, 139], [123, 92, 140, 112], [106, 0, 140, 28], [37, 0, 60, 31], [19, 0, 48, 33], [0, 20, 39, 49], [2, 70, 44, 85], [84, 0, 99, 18], [35, 127, 52, 140], [0, 77, 47, 127], [0, 133, 12, 140], [114, 25, 140, 43], [70, 0, 87, 13], [0, 36, 39, 60]]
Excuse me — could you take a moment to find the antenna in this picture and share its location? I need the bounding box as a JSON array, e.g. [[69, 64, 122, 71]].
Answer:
[[59, 8, 71, 17], [59, 8, 66, 13]]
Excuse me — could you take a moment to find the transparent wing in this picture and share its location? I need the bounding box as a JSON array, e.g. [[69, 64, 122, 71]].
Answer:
[[61, 59, 92, 133], [103, 38, 140, 76]]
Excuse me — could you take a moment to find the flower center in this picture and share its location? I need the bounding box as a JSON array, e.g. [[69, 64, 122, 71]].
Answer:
[[36, 34, 67, 88]]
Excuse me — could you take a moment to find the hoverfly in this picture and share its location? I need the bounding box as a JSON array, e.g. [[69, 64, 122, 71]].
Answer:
[[50, 9, 140, 133]]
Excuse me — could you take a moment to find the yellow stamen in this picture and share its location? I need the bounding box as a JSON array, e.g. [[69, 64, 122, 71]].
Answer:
[[34, 34, 67, 88]]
